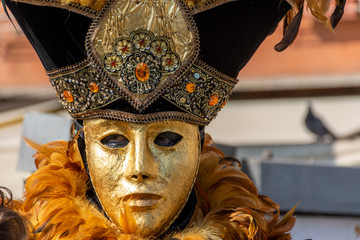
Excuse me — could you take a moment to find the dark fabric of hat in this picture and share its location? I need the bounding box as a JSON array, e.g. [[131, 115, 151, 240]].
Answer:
[[5, 1, 91, 70], [6, 0, 290, 76]]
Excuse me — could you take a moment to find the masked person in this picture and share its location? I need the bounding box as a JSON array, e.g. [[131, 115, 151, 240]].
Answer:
[[4, 0, 345, 239]]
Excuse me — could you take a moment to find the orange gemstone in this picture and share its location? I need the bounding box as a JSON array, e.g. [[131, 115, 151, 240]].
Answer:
[[208, 94, 219, 106], [166, 58, 173, 65], [135, 63, 150, 82], [221, 100, 227, 108], [89, 82, 99, 93], [63, 90, 73, 103], [111, 61, 117, 67], [186, 82, 195, 93], [156, 46, 162, 52], [139, 40, 145, 45], [122, 46, 128, 52]]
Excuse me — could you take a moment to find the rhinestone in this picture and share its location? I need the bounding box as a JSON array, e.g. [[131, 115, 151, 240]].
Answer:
[[186, 82, 195, 93], [135, 63, 150, 82], [63, 90, 74, 103], [208, 94, 219, 106], [194, 73, 200, 79], [89, 82, 99, 93], [166, 58, 173, 65]]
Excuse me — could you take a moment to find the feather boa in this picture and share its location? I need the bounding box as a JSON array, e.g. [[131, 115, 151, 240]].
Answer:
[[18, 135, 295, 240]]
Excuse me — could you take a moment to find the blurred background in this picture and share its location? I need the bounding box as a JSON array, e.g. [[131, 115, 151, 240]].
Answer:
[[1, 2, 360, 239]]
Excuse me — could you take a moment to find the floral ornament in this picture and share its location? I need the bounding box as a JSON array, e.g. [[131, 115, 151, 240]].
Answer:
[[133, 32, 151, 51], [120, 52, 162, 94], [101, 30, 182, 95], [115, 39, 133, 58], [150, 40, 168, 58], [104, 54, 122, 73], [162, 53, 180, 72]]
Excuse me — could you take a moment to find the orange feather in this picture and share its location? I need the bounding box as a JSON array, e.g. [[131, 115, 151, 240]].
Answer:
[[16, 135, 295, 239]]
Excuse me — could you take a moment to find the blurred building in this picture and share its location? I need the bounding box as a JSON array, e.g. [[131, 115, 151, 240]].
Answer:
[[1, 2, 360, 239]]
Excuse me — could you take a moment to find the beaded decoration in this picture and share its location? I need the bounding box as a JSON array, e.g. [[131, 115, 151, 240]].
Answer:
[[44, 0, 238, 125]]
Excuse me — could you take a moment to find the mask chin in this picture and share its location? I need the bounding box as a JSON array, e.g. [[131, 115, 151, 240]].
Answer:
[[73, 120, 202, 235], [159, 188, 197, 236]]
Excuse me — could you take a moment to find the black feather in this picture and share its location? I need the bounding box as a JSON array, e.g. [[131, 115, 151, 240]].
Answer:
[[275, 5, 304, 52], [330, 0, 346, 28], [1, 0, 18, 33]]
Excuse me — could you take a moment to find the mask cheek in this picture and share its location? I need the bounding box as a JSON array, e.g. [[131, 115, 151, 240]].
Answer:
[[87, 144, 127, 193], [153, 143, 196, 182], [150, 146, 177, 176]]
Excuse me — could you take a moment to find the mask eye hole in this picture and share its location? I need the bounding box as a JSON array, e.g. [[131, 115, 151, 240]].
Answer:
[[100, 134, 129, 148], [154, 132, 182, 147]]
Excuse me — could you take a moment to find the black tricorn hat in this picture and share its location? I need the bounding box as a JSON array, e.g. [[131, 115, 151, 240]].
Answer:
[[4, 0, 345, 125]]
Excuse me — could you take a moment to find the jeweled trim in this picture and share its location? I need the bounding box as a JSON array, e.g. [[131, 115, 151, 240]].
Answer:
[[72, 109, 210, 125], [49, 63, 123, 114], [187, 0, 236, 14], [85, 0, 200, 112], [47, 58, 91, 78], [195, 59, 237, 85], [48, 58, 234, 122], [13, 0, 97, 18], [163, 60, 235, 121]]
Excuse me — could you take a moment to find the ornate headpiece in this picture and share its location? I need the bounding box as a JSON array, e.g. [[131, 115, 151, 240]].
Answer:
[[5, 0, 345, 125]]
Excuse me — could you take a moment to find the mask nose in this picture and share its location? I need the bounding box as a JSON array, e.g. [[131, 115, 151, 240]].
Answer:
[[130, 173, 149, 182], [125, 136, 157, 183]]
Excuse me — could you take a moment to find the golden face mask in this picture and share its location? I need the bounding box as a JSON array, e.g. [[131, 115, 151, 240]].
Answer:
[[84, 119, 200, 236]]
